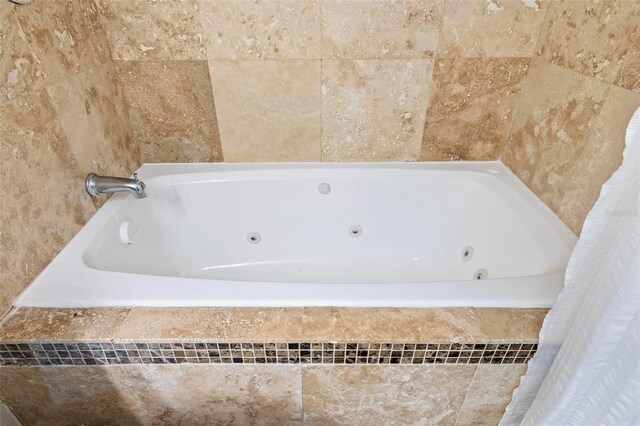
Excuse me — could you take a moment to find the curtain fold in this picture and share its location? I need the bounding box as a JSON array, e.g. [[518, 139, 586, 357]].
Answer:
[[500, 107, 640, 425]]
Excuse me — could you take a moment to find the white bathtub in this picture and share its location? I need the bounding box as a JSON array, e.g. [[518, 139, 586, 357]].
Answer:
[[16, 162, 577, 308]]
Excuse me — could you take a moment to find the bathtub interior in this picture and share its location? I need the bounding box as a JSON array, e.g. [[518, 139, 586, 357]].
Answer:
[[81, 162, 576, 284]]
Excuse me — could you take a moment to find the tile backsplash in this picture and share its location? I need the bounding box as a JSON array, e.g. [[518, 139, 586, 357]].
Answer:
[[1, 0, 639, 315]]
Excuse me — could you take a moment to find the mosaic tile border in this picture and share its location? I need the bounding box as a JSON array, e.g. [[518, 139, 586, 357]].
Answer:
[[0, 342, 537, 367]]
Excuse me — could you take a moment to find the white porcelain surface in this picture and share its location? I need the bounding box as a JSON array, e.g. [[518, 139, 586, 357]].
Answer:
[[17, 162, 576, 308]]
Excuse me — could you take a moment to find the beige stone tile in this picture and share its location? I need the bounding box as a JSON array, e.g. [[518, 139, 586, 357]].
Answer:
[[537, 0, 640, 89], [0, 366, 137, 426], [114, 308, 303, 341], [303, 365, 477, 425], [455, 365, 526, 425], [438, 0, 548, 58], [115, 60, 223, 163], [201, 0, 321, 59], [0, 308, 130, 342], [321, 59, 433, 161], [46, 61, 140, 179], [0, 89, 96, 316], [614, 47, 640, 93], [555, 85, 640, 233], [321, 0, 443, 59], [209, 60, 321, 161], [0, 2, 44, 103], [0, 400, 20, 426], [302, 308, 546, 342], [13, 0, 111, 85], [0, 364, 302, 426], [420, 58, 529, 161], [502, 60, 640, 234], [96, 0, 207, 60]]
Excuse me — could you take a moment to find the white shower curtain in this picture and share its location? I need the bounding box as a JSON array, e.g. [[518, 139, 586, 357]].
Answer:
[[500, 107, 640, 426]]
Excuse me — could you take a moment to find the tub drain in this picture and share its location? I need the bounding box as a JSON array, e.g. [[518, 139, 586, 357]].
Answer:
[[247, 232, 261, 244], [474, 268, 488, 280]]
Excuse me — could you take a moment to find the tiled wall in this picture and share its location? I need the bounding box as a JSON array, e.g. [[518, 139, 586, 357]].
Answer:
[[0, 306, 546, 425], [501, 1, 640, 234], [93, 0, 548, 163], [92, 0, 639, 234], [0, 0, 140, 316], [0, 363, 526, 425]]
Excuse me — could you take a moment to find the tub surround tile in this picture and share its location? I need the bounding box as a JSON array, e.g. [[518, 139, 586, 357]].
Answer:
[[502, 60, 640, 234], [0, 308, 130, 342], [0, 366, 141, 426], [95, 0, 207, 61], [0, 364, 302, 426], [420, 57, 529, 161], [46, 61, 140, 179], [0, 89, 97, 316], [455, 364, 527, 426], [12, 0, 111, 85], [551, 86, 640, 234], [437, 0, 548, 58], [1, 307, 544, 346], [0, 400, 20, 426], [302, 365, 477, 425], [209, 60, 321, 162], [321, 0, 443, 59], [321, 59, 433, 161], [114, 60, 223, 163], [0, 2, 44, 103], [537, 0, 640, 91], [1, 341, 537, 367], [302, 308, 547, 343], [114, 308, 304, 341], [200, 0, 321, 60], [614, 48, 640, 93]]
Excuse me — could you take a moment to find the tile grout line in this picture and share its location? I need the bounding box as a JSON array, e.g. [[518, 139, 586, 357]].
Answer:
[[0, 341, 537, 367], [453, 363, 481, 426], [319, 0, 324, 162]]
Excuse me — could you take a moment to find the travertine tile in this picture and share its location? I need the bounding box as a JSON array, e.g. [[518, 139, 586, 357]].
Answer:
[[537, 0, 640, 91], [420, 58, 529, 161], [0, 89, 96, 316], [0, 1, 44, 102], [115, 60, 223, 163], [96, 0, 207, 60], [0, 400, 20, 426], [303, 365, 477, 425], [302, 308, 546, 342], [321, 0, 443, 59], [0, 364, 302, 426], [614, 47, 640, 93], [321, 59, 433, 161], [438, 0, 548, 58], [201, 0, 321, 59], [455, 365, 526, 425], [46, 61, 140, 178], [0, 308, 130, 342], [502, 60, 640, 234], [13, 0, 111, 85], [114, 308, 303, 341], [209, 60, 321, 161]]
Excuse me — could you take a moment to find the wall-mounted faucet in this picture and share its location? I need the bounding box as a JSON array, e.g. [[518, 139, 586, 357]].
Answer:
[[85, 173, 148, 199]]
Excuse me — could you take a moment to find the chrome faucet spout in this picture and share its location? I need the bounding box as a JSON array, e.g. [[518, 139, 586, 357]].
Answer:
[[85, 173, 148, 199]]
